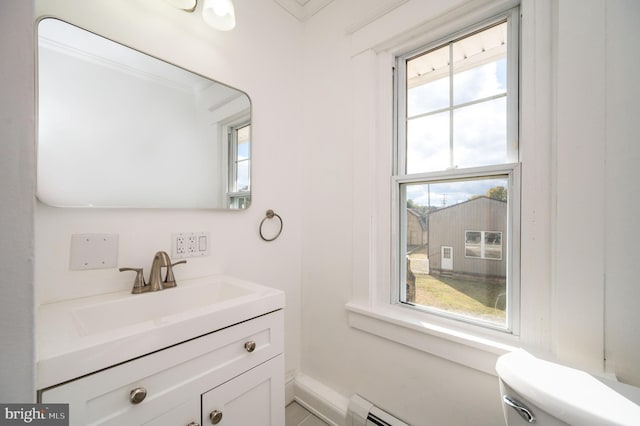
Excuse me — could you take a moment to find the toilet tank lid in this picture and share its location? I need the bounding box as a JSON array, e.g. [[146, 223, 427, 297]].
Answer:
[[496, 349, 640, 426]]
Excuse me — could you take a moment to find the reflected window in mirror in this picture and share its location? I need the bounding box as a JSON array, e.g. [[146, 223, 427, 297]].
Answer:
[[228, 123, 251, 209]]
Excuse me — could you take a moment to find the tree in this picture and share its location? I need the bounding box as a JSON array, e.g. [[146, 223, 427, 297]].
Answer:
[[487, 186, 507, 201]]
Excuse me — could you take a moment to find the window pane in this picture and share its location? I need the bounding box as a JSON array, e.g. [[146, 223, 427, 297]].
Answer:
[[453, 59, 506, 105], [484, 232, 502, 259], [406, 46, 450, 116], [237, 140, 250, 159], [237, 124, 250, 141], [452, 22, 507, 106], [407, 111, 450, 173], [403, 177, 508, 327], [229, 195, 250, 209], [465, 231, 482, 257], [407, 76, 450, 117], [236, 160, 250, 191], [236, 125, 250, 159], [453, 97, 507, 168], [232, 124, 250, 193], [404, 23, 510, 174]]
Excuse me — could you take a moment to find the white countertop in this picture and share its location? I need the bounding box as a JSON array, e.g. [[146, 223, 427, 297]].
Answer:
[[37, 275, 285, 389]]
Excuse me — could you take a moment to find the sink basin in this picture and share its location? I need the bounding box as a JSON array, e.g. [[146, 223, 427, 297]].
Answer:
[[72, 279, 254, 336], [37, 275, 285, 389]]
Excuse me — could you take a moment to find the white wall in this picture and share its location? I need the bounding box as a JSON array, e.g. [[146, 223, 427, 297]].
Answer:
[[554, 0, 640, 386], [299, 0, 640, 424], [602, 0, 640, 386], [34, 0, 304, 383], [0, 0, 36, 402]]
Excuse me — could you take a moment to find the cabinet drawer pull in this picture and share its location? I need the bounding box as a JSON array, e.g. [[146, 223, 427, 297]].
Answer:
[[209, 410, 223, 424], [244, 341, 256, 352], [129, 387, 147, 404]]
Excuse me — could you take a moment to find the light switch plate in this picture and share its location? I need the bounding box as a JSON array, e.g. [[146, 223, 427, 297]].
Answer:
[[70, 233, 119, 270]]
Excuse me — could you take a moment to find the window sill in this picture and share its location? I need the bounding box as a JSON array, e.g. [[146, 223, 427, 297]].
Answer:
[[345, 302, 518, 376]]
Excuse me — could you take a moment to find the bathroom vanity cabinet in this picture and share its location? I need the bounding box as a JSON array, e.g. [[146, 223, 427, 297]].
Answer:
[[39, 310, 284, 426]]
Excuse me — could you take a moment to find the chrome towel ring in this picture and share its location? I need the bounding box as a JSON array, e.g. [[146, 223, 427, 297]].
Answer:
[[259, 209, 283, 242]]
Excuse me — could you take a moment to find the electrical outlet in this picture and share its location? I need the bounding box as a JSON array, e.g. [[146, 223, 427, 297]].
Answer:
[[187, 234, 198, 254], [176, 234, 186, 255], [172, 232, 209, 259]]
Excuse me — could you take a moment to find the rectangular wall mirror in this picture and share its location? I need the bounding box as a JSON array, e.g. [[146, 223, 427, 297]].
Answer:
[[37, 18, 251, 209]]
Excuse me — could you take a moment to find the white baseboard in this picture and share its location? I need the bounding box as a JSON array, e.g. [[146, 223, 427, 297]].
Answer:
[[292, 373, 349, 426], [285, 369, 296, 405]]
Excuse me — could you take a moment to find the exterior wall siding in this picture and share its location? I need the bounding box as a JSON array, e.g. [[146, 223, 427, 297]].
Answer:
[[406, 210, 427, 247], [428, 197, 506, 278]]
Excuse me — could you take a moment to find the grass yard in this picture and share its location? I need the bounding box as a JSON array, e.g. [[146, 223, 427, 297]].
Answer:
[[413, 273, 506, 325]]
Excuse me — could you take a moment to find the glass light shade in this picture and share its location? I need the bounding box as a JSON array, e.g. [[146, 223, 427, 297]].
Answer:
[[164, 0, 197, 12], [202, 0, 236, 31]]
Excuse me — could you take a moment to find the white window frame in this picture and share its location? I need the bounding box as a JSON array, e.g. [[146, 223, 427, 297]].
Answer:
[[219, 112, 251, 209], [395, 165, 521, 333], [345, 0, 554, 375], [227, 121, 251, 208], [394, 8, 520, 333]]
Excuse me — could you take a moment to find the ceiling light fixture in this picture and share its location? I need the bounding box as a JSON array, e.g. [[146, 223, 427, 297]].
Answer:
[[165, 0, 198, 13], [165, 0, 236, 31], [202, 0, 236, 31]]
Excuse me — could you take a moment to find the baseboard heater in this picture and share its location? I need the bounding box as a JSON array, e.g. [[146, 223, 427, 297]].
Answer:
[[347, 394, 410, 426]]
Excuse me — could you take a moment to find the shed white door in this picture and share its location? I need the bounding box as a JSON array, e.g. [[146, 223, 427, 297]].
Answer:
[[441, 246, 453, 270]]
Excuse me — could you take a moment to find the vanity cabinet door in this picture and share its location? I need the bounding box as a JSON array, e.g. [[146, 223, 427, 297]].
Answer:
[[201, 355, 284, 426]]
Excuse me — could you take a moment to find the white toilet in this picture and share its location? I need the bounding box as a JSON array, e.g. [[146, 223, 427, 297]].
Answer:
[[496, 349, 640, 425]]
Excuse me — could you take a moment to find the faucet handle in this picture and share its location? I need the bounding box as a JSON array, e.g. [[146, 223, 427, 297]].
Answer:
[[164, 260, 187, 288], [119, 267, 147, 294]]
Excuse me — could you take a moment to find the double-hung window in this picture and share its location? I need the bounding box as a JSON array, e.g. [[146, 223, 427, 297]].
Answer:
[[227, 122, 251, 209], [395, 8, 520, 332]]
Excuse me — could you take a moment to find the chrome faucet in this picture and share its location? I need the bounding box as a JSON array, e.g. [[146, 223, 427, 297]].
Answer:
[[119, 251, 186, 294]]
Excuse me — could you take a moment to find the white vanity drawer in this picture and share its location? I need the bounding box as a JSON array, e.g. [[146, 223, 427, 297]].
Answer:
[[40, 310, 283, 426]]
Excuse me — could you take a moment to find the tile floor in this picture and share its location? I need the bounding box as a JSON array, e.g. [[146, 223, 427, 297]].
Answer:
[[285, 401, 329, 426]]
